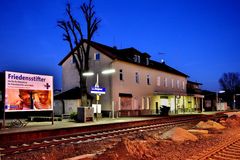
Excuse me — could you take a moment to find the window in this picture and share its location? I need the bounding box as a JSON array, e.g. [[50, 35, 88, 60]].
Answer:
[[147, 75, 151, 85], [72, 55, 77, 64], [94, 52, 100, 61], [171, 79, 174, 88], [146, 58, 149, 65], [164, 77, 168, 87], [157, 76, 161, 86], [135, 72, 139, 83], [182, 81, 185, 90], [177, 80, 180, 89], [134, 55, 140, 63], [146, 97, 150, 109], [119, 69, 123, 81]]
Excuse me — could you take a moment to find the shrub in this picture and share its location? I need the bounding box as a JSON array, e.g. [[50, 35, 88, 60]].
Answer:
[[70, 112, 78, 121]]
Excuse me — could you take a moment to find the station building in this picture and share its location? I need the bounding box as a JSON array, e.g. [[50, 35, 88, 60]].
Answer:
[[57, 40, 204, 116]]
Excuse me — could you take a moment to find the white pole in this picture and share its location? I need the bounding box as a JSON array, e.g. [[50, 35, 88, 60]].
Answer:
[[96, 95, 98, 120], [95, 73, 99, 87], [95, 73, 99, 120], [112, 101, 115, 119]]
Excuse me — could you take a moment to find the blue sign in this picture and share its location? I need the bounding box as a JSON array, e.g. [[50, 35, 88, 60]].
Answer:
[[90, 86, 106, 94]]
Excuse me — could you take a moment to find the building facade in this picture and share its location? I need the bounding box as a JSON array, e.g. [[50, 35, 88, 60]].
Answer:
[[58, 40, 204, 116]]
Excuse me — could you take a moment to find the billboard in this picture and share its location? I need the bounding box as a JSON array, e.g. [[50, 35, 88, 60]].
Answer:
[[4, 71, 53, 112]]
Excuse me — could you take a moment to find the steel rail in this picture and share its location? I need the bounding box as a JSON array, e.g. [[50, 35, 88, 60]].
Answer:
[[0, 115, 207, 157], [188, 134, 240, 160]]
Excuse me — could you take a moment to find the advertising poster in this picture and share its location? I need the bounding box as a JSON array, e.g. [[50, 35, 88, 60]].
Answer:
[[4, 71, 53, 112]]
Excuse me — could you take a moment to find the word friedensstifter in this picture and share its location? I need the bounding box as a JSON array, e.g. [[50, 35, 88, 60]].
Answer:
[[8, 74, 46, 82]]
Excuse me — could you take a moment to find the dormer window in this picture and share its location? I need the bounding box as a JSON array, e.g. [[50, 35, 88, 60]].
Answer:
[[146, 58, 149, 65], [134, 55, 140, 63], [94, 52, 100, 61], [72, 55, 77, 64]]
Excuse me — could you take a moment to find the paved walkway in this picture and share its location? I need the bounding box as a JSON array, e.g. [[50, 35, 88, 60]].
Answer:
[[0, 111, 225, 134], [0, 117, 156, 134]]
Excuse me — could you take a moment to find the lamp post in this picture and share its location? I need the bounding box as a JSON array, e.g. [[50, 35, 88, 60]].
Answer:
[[83, 68, 115, 120], [216, 90, 225, 110]]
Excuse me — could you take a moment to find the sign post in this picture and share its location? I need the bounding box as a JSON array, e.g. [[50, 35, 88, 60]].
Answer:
[[91, 86, 106, 120]]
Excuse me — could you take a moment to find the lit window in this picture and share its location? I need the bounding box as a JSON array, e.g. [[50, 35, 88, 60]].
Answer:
[[94, 52, 100, 61], [146, 97, 150, 109], [147, 75, 151, 85], [157, 76, 161, 86], [119, 69, 123, 81], [164, 78, 168, 87], [135, 72, 139, 83]]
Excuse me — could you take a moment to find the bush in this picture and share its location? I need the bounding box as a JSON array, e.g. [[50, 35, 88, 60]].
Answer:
[[70, 112, 78, 121]]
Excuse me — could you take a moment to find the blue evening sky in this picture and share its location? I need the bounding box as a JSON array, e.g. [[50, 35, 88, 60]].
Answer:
[[0, 0, 239, 91]]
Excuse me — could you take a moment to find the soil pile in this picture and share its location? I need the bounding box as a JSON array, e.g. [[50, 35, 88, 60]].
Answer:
[[225, 115, 240, 128], [160, 127, 198, 142], [196, 120, 225, 130]]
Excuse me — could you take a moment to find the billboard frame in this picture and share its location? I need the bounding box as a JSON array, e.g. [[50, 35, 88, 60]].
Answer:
[[2, 71, 54, 128]]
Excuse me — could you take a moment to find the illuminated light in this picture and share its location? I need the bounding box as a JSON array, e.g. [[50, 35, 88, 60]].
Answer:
[[82, 72, 94, 76], [101, 69, 116, 74], [219, 90, 225, 93]]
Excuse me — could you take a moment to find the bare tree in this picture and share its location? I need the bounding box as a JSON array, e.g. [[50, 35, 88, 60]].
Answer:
[[219, 72, 240, 108], [219, 72, 240, 94], [58, 0, 101, 106]]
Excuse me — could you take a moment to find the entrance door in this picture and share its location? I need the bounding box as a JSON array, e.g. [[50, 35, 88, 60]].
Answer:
[[161, 98, 168, 107], [120, 97, 132, 110]]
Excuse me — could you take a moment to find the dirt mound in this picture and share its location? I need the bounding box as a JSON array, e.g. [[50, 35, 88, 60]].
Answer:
[[224, 112, 240, 118], [122, 138, 155, 159], [160, 127, 198, 142], [225, 115, 240, 128], [196, 120, 225, 130]]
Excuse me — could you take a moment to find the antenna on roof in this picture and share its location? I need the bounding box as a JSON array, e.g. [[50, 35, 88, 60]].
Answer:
[[158, 52, 167, 64]]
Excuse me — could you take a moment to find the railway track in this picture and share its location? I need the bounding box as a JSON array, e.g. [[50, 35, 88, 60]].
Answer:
[[189, 134, 240, 160], [0, 115, 207, 158]]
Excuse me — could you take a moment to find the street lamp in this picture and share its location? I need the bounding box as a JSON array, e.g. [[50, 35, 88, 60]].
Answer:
[[216, 90, 225, 110], [83, 68, 116, 120]]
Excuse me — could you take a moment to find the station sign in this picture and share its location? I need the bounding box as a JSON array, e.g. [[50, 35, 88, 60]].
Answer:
[[90, 86, 106, 94]]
